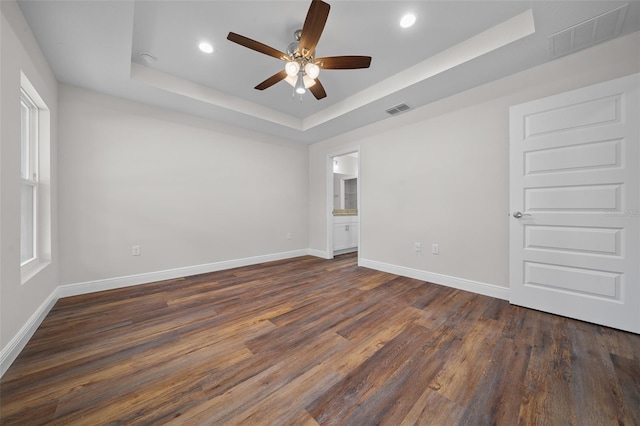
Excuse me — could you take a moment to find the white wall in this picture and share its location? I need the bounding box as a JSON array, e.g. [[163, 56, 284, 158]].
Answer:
[[58, 85, 309, 286], [309, 32, 640, 291], [0, 1, 58, 361]]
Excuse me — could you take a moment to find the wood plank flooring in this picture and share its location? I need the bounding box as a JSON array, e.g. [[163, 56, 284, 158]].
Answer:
[[1, 253, 639, 425]]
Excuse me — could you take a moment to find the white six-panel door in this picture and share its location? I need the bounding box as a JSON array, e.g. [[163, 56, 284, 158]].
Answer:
[[509, 73, 640, 334]]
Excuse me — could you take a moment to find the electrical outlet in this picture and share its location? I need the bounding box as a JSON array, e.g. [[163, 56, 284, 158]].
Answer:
[[414, 242, 422, 252], [432, 244, 439, 255], [132, 245, 141, 256], [286, 232, 292, 240]]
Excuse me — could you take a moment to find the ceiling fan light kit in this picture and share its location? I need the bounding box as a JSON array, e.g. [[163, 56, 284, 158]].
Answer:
[[227, 0, 372, 101], [295, 71, 306, 94]]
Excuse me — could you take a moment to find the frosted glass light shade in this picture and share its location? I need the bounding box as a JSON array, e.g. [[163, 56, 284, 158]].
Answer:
[[304, 63, 320, 79], [285, 75, 317, 88], [285, 61, 300, 77]]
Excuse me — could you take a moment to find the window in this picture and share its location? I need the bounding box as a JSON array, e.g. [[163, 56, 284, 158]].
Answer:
[[20, 89, 38, 266], [20, 72, 51, 283]]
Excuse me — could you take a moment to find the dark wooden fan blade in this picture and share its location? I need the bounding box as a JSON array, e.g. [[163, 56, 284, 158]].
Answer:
[[299, 0, 330, 58], [316, 56, 372, 69], [255, 70, 288, 90], [309, 79, 327, 100], [227, 32, 290, 61]]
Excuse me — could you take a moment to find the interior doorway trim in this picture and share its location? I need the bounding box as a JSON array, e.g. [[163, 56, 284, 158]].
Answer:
[[326, 147, 361, 260]]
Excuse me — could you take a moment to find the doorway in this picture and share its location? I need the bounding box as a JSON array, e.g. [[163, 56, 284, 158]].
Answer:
[[327, 149, 360, 259]]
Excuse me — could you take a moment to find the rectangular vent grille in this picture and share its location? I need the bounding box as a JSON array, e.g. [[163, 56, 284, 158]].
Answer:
[[385, 103, 411, 115], [549, 4, 628, 59]]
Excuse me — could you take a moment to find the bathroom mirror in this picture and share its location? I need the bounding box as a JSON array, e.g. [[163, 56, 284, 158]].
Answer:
[[333, 153, 358, 213]]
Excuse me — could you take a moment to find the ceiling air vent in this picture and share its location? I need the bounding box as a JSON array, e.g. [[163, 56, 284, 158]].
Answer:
[[385, 103, 411, 115], [549, 4, 628, 59]]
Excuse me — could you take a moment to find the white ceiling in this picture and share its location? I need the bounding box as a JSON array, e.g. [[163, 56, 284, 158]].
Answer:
[[17, 0, 640, 143]]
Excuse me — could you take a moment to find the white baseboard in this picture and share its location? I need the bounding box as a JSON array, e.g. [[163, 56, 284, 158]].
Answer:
[[359, 258, 510, 300], [307, 249, 332, 259], [333, 247, 357, 256], [58, 249, 310, 298], [0, 287, 59, 377]]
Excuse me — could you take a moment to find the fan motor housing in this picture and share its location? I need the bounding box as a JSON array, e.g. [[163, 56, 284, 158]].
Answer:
[[287, 29, 308, 59], [287, 41, 300, 57]]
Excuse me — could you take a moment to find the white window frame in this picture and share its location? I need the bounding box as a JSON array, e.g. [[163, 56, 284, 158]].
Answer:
[[20, 89, 39, 268], [20, 72, 51, 284]]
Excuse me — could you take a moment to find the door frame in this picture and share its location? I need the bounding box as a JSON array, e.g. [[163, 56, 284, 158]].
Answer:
[[326, 146, 361, 260]]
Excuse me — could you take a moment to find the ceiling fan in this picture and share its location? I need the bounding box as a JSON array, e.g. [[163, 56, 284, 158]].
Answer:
[[227, 0, 372, 100]]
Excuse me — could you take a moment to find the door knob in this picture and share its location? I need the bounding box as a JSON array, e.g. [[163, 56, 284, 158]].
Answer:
[[513, 211, 531, 218]]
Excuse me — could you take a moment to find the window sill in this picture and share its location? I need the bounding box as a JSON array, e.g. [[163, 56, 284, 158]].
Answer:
[[21, 258, 51, 285]]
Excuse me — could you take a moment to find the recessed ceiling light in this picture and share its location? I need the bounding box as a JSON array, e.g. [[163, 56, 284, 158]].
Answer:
[[400, 13, 416, 28], [198, 42, 214, 54]]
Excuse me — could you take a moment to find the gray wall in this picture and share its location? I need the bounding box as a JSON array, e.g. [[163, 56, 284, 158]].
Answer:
[[58, 85, 309, 286]]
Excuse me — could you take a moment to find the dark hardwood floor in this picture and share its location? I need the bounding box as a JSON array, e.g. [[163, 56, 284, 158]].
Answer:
[[1, 253, 639, 425]]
